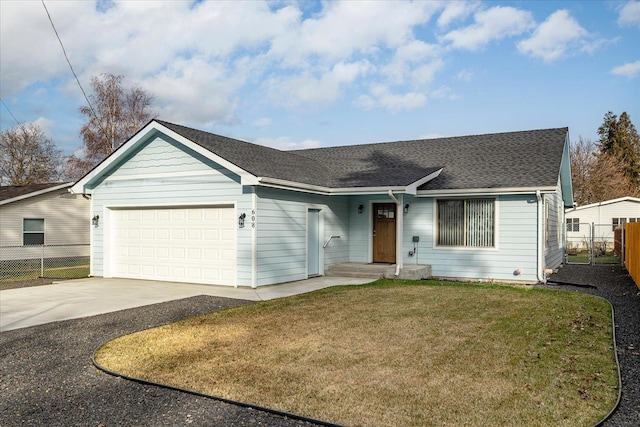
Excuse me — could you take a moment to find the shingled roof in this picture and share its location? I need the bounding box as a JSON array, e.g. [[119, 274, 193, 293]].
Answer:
[[293, 128, 569, 191], [158, 120, 567, 191], [0, 182, 70, 204]]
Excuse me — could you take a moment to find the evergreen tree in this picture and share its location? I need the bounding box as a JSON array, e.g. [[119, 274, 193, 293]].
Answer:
[[595, 111, 640, 192]]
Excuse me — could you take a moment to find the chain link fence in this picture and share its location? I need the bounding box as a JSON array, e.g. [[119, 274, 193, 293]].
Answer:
[[0, 244, 90, 282], [565, 223, 623, 265]]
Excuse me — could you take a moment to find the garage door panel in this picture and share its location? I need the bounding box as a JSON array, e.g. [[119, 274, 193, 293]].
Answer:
[[111, 206, 236, 286]]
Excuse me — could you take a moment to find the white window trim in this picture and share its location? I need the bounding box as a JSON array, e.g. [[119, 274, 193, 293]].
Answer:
[[433, 197, 499, 251], [23, 218, 45, 246]]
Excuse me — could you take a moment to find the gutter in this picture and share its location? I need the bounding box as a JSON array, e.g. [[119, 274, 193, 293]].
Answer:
[[388, 190, 403, 276], [536, 190, 546, 283]]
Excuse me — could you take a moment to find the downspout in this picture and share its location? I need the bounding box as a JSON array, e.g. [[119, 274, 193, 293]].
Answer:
[[388, 190, 403, 276], [536, 190, 546, 283]]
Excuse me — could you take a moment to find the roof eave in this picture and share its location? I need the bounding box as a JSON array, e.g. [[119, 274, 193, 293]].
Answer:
[[257, 177, 429, 196], [566, 196, 640, 212], [0, 183, 72, 206], [416, 186, 558, 197]]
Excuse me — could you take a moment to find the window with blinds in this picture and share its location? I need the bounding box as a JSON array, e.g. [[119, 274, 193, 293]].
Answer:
[[437, 199, 495, 247]]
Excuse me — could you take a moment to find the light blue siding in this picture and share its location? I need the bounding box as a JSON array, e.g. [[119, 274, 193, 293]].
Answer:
[[255, 187, 349, 286], [544, 180, 565, 270], [90, 135, 252, 286], [347, 194, 540, 282], [409, 195, 539, 282]]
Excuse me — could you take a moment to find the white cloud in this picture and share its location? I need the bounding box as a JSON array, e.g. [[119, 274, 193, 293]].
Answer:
[[437, 1, 479, 28], [30, 117, 56, 134], [142, 57, 243, 125], [611, 60, 640, 78], [356, 84, 427, 113], [418, 133, 445, 139], [441, 6, 535, 50], [456, 69, 474, 82], [617, 1, 640, 27], [411, 59, 445, 86], [267, 1, 441, 66], [265, 60, 375, 107], [252, 136, 321, 150], [252, 117, 272, 128], [517, 10, 588, 62], [382, 41, 442, 85]]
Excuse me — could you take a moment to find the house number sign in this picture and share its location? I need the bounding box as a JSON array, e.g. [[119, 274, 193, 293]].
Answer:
[[251, 209, 256, 228]]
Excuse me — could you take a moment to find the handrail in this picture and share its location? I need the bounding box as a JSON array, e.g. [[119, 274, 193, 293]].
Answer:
[[323, 235, 341, 248]]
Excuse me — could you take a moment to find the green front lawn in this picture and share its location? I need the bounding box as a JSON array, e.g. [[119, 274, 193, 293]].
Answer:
[[95, 280, 618, 427]]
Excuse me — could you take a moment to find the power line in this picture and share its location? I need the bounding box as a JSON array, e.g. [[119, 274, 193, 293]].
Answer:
[[0, 98, 21, 126], [41, 0, 98, 123]]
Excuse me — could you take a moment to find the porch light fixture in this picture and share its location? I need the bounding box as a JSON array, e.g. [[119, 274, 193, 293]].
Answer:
[[92, 215, 100, 226], [358, 204, 364, 214], [404, 203, 410, 214], [238, 213, 246, 228]]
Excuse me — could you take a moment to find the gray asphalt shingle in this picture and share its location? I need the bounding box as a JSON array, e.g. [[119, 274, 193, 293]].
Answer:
[[157, 120, 567, 191]]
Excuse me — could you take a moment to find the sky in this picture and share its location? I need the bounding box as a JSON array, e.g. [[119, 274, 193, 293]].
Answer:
[[1, 0, 639, 157]]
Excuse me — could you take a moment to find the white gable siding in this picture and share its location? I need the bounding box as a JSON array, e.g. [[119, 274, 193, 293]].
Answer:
[[255, 187, 349, 286], [0, 190, 90, 260], [89, 135, 252, 285]]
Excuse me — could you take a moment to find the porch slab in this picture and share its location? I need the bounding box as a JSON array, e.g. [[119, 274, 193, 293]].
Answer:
[[326, 263, 432, 280]]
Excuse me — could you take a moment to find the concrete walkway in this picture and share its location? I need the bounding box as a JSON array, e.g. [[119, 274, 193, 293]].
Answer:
[[0, 276, 375, 332]]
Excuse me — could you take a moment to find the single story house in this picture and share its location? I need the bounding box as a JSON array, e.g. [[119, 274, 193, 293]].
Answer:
[[565, 197, 640, 250], [71, 120, 573, 287], [0, 182, 90, 261]]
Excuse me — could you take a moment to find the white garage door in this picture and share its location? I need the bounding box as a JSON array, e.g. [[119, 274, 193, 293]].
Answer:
[[111, 206, 236, 285]]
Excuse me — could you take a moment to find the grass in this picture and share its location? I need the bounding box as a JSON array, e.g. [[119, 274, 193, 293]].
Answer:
[[95, 280, 618, 427], [0, 258, 89, 282]]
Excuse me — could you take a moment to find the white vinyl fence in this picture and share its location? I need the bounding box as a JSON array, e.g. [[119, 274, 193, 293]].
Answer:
[[0, 244, 90, 281]]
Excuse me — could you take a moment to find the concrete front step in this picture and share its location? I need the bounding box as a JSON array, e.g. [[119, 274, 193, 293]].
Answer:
[[326, 263, 432, 280]]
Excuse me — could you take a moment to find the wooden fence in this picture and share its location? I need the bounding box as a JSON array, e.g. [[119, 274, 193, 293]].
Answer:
[[625, 222, 640, 289]]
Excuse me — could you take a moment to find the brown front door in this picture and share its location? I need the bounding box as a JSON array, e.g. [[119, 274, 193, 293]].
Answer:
[[373, 203, 396, 263]]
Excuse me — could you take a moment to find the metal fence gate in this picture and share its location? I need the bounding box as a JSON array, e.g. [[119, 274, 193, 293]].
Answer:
[[565, 223, 624, 265]]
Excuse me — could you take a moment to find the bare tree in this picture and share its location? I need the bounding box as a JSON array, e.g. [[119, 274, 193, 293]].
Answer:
[[65, 74, 156, 179], [0, 123, 62, 185], [570, 136, 639, 206]]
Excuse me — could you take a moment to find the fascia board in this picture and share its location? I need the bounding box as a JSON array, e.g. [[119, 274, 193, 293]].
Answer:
[[567, 196, 640, 212], [256, 177, 409, 195], [0, 183, 72, 206], [405, 168, 443, 195], [559, 133, 574, 208], [416, 186, 557, 197]]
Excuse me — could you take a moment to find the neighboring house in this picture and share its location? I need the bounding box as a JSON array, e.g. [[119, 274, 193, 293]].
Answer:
[[0, 183, 90, 261], [565, 197, 640, 249], [71, 120, 573, 287]]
